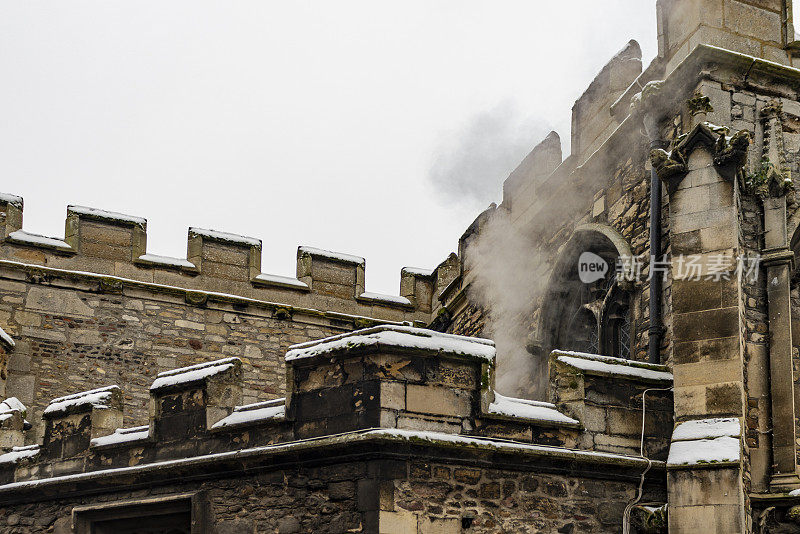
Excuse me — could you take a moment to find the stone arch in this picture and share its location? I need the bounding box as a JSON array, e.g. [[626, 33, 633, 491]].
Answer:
[[535, 223, 634, 358]]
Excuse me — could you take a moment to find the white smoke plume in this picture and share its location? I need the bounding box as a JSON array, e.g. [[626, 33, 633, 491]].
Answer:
[[464, 207, 548, 398], [428, 101, 554, 208]]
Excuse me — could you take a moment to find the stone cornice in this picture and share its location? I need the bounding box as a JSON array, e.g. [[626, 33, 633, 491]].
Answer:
[[0, 429, 664, 505]]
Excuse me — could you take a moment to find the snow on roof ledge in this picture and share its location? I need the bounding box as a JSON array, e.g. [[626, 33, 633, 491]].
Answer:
[[211, 399, 286, 430], [401, 267, 434, 277], [0, 326, 15, 350], [68, 205, 146, 227], [91, 426, 151, 448], [189, 227, 261, 248], [150, 357, 241, 391], [487, 392, 579, 427], [0, 193, 23, 209], [672, 417, 740, 442], [552, 350, 673, 383], [667, 436, 740, 468], [358, 292, 413, 307], [667, 418, 742, 468], [43, 386, 120, 416], [6, 230, 73, 253], [298, 246, 365, 265], [0, 445, 39, 466], [286, 325, 495, 363]]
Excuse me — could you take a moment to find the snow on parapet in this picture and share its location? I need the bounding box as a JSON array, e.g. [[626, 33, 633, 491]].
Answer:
[[150, 357, 240, 391], [91, 425, 150, 448], [552, 350, 673, 382], [672, 417, 740, 441], [211, 399, 286, 429], [189, 227, 261, 248], [358, 292, 413, 307], [136, 253, 196, 270], [0, 397, 27, 425], [667, 417, 741, 468], [6, 230, 73, 253], [0, 398, 25, 416], [43, 386, 120, 416], [0, 325, 14, 350], [298, 246, 365, 265], [286, 325, 495, 362], [0, 445, 39, 465], [401, 267, 434, 277], [253, 273, 309, 290], [0, 193, 23, 209], [0, 199, 433, 317], [67, 205, 147, 228], [488, 392, 579, 427]]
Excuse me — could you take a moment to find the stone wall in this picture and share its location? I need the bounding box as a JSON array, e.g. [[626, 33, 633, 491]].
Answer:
[[0, 197, 452, 441], [0, 326, 668, 534], [0, 457, 662, 534]]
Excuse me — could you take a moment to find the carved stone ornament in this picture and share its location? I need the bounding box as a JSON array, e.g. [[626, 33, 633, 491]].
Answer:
[[649, 122, 751, 184], [686, 90, 714, 116], [744, 99, 793, 199]]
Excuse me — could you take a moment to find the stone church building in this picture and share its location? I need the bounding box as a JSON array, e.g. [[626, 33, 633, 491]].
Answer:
[[3, 0, 800, 532]]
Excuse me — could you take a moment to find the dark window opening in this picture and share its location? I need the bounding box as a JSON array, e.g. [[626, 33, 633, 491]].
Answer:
[[73, 493, 202, 534]]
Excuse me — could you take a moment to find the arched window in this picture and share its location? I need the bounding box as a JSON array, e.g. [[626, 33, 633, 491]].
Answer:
[[539, 224, 634, 360], [602, 281, 632, 360]]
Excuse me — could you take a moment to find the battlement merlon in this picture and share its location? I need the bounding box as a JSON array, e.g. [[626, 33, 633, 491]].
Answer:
[[0, 197, 439, 324]]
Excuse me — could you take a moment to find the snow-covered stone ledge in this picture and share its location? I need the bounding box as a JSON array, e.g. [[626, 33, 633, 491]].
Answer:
[[211, 399, 286, 431], [551, 350, 673, 383], [0, 428, 664, 502], [90, 425, 150, 449], [286, 325, 495, 363], [667, 417, 741, 469], [485, 391, 580, 429], [149, 357, 243, 439], [5, 230, 73, 254], [549, 350, 674, 458], [42, 386, 124, 459]]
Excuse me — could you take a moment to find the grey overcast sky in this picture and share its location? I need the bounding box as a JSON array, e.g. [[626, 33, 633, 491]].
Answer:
[[0, 1, 657, 295]]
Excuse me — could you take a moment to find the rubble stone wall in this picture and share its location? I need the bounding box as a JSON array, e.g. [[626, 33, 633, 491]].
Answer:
[[0, 458, 659, 534]]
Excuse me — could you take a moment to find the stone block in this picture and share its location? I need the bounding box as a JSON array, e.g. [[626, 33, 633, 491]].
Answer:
[[705, 382, 744, 415], [419, 517, 460, 533], [405, 385, 471, 418], [25, 286, 94, 317], [381, 382, 405, 411], [672, 279, 723, 313], [605, 407, 642, 436], [379, 510, 417, 534], [723, 0, 782, 44], [395, 414, 462, 434], [674, 385, 708, 418], [668, 504, 744, 533], [673, 358, 743, 388], [6, 374, 35, 405], [673, 307, 739, 341], [670, 207, 734, 234], [674, 336, 739, 365], [668, 467, 743, 507]]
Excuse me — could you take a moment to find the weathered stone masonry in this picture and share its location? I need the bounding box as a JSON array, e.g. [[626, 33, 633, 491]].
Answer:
[[0, 198, 454, 443], [0, 326, 670, 533], [8, 0, 800, 532]]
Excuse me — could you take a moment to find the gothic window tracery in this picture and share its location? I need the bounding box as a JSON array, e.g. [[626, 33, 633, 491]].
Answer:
[[547, 235, 633, 360]]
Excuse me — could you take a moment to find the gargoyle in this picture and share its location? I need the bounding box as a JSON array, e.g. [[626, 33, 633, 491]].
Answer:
[[714, 129, 751, 181], [649, 148, 687, 181]]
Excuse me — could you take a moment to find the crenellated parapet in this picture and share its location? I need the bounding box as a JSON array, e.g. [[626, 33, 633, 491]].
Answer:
[[0, 195, 441, 324], [0, 326, 664, 491]]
